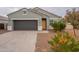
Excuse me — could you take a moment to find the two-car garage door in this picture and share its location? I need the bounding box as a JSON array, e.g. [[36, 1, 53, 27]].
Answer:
[[13, 20, 37, 30]]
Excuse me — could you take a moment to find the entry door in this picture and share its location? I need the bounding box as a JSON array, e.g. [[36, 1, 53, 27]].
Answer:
[[42, 18, 47, 30]]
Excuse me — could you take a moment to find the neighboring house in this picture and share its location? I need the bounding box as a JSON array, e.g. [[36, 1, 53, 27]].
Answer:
[[7, 7, 61, 31], [0, 16, 8, 30]]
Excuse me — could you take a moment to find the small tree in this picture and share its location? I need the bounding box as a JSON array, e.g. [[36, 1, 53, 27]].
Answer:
[[64, 8, 79, 37], [50, 20, 66, 32]]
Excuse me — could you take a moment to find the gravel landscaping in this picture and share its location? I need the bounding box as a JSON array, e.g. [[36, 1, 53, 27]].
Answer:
[[35, 30, 55, 52], [35, 29, 79, 52]]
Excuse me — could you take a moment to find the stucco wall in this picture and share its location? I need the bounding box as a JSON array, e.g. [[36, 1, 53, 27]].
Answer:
[[0, 20, 8, 23], [8, 9, 41, 19]]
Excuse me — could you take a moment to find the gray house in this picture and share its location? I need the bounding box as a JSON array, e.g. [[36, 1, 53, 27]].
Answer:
[[7, 7, 61, 31], [0, 16, 8, 30]]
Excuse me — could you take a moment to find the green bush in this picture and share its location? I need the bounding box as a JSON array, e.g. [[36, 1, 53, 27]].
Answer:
[[50, 20, 66, 32], [48, 32, 79, 52]]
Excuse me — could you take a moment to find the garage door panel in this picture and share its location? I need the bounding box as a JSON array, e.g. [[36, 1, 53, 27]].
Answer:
[[14, 20, 37, 30]]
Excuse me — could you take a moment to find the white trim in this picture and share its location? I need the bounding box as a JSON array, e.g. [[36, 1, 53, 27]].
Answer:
[[11, 18, 39, 20], [7, 26, 12, 30], [38, 26, 42, 31], [4, 23, 7, 30]]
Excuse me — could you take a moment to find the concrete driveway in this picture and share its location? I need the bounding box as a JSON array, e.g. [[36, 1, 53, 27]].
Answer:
[[0, 31, 37, 52]]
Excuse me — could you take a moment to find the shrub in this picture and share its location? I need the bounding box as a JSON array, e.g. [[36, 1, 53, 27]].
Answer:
[[48, 32, 79, 52], [50, 20, 66, 32]]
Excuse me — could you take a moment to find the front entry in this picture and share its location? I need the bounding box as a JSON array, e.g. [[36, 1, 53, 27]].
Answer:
[[42, 18, 47, 30]]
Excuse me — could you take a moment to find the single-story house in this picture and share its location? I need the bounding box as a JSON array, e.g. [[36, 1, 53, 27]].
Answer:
[[7, 7, 61, 31], [0, 16, 8, 30]]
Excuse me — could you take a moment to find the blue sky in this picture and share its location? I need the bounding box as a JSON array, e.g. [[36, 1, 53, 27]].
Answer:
[[0, 7, 78, 17]]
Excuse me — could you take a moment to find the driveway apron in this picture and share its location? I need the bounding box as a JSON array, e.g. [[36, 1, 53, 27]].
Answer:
[[0, 31, 37, 52]]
